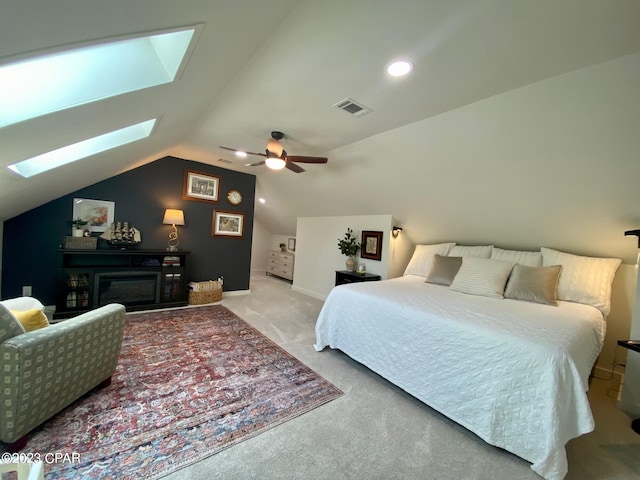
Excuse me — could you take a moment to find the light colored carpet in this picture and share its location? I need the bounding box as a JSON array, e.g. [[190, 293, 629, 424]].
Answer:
[[161, 273, 640, 480]]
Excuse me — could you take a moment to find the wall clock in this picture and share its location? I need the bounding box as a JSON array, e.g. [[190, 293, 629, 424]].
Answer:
[[226, 189, 242, 206]]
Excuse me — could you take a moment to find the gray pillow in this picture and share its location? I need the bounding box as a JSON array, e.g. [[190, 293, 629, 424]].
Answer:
[[504, 264, 562, 306], [425, 254, 462, 286]]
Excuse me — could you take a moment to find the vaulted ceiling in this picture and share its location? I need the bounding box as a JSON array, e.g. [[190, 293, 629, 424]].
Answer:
[[2, 1, 640, 262]]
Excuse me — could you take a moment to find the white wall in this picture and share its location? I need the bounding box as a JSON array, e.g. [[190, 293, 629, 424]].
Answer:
[[292, 215, 399, 300], [250, 218, 272, 273], [271, 233, 296, 254], [601, 264, 636, 380]]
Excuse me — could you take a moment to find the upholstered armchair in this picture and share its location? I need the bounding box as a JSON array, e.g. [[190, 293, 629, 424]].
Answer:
[[0, 299, 126, 451]]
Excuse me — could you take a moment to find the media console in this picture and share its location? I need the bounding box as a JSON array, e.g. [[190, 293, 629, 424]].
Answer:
[[56, 249, 189, 318]]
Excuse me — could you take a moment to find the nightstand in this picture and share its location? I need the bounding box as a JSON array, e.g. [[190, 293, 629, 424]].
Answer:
[[618, 339, 640, 434], [335, 270, 381, 286]]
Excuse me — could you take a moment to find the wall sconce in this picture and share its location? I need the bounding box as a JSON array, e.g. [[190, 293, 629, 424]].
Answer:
[[625, 229, 640, 248], [163, 209, 185, 251], [392, 226, 403, 238]]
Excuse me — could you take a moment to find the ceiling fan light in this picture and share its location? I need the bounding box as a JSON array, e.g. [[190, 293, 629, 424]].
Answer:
[[265, 157, 286, 170], [266, 138, 283, 156]]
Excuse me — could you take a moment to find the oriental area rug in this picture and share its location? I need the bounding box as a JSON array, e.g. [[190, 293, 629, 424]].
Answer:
[[21, 305, 343, 479]]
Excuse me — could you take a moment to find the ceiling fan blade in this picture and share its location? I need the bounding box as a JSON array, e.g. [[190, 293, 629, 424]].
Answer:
[[286, 155, 328, 164], [285, 161, 305, 173], [219, 146, 266, 157], [246, 160, 266, 167]]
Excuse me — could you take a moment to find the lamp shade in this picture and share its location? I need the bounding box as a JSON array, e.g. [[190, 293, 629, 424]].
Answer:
[[163, 209, 185, 226]]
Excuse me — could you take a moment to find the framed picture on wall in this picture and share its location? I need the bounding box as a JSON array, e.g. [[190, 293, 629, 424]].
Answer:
[[211, 210, 244, 238], [72, 198, 114, 233], [183, 169, 220, 203], [288, 238, 296, 251], [361, 230, 383, 261]]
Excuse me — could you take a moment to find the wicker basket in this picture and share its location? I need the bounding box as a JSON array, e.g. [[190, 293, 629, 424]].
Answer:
[[188, 280, 222, 305], [62, 236, 97, 250]]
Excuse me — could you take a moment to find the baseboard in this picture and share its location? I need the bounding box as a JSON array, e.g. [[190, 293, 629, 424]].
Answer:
[[291, 285, 327, 301], [592, 365, 624, 384], [222, 290, 251, 297]]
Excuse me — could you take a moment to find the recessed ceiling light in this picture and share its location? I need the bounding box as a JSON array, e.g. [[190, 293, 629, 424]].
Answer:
[[258, 198, 266, 204], [387, 60, 413, 77], [235, 151, 248, 158]]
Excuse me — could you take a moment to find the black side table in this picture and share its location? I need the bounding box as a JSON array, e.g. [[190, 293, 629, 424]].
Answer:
[[617, 340, 640, 434], [335, 270, 381, 286]]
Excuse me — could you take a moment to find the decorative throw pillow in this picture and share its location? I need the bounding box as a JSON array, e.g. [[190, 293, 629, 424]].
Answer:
[[448, 245, 493, 258], [449, 257, 515, 298], [404, 243, 455, 277], [504, 264, 561, 306], [11, 309, 50, 332], [490, 247, 542, 267], [0, 304, 26, 343], [425, 255, 462, 286], [541, 247, 621, 316]]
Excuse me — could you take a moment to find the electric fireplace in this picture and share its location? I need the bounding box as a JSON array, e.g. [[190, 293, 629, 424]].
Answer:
[[94, 271, 162, 307]]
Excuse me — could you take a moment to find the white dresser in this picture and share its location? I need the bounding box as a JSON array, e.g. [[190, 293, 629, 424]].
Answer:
[[266, 250, 295, 281]]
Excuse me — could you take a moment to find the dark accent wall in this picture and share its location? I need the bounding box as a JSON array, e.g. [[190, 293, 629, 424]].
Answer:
[[1, 156, 256, 305]]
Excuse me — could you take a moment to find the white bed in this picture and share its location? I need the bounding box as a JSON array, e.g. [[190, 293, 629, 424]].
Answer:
[[315, 248, 616, 480]]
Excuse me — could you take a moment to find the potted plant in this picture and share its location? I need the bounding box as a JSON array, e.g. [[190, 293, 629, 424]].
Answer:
[[279, 243, 287, 252], [71, 218, 88, 237], [337, 228, 360, 272]]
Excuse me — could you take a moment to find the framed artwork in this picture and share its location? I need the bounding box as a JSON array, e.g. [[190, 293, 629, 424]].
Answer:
[[183, 169, 220, 203], [211, 210, 245, 238], [288, 238, 296, 251], [361, 230, 383, 261], [72, 198, 114, 233]]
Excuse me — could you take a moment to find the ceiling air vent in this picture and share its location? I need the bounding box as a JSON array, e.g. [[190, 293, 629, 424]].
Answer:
[[333, 98, 372, 117]]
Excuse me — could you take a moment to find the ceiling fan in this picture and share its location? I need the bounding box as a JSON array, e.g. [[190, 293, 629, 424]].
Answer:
[[220, 131, 328, 173]]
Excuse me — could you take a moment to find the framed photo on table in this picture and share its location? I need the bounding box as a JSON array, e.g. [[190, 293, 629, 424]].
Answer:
[[211, 210, 244, 238], [183, 169, 220, 203], [361, 230, 383, 261]]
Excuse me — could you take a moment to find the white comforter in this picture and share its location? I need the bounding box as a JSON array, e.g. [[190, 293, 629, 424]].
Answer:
[[314, 275, 605, 480]]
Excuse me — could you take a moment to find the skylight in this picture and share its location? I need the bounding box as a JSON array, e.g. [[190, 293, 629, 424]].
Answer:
[[8, 119, 157, 178], [0, 27, 197, 128]]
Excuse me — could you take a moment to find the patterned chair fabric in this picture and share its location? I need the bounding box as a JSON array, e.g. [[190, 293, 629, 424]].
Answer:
[[0, 303, 126, 444]]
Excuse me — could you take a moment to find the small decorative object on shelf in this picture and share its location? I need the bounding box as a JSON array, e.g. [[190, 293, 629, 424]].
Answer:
[[357, 262, 366, 275], [280, 243, 287, 252], [70, 218, 89, 237], [338, 228, 361, 272], [100, 221, 142, 249]]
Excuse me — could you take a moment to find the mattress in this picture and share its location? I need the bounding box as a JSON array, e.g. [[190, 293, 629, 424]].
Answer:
[[314, 275, 605, 480]]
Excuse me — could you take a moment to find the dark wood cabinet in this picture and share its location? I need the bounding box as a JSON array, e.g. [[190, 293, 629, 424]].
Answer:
[[56, 249, 189, 318], [335, 270, 381, 286]]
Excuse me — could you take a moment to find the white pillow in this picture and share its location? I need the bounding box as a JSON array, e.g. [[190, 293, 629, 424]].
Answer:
[[449, 257, 515, 298], [491, 247, 542, 267], [540, 247, 621, 316], [448, 245, 493, 258], [404, 243, 455, 277]]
